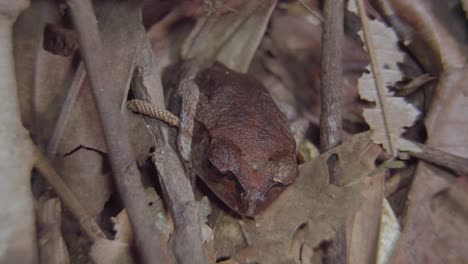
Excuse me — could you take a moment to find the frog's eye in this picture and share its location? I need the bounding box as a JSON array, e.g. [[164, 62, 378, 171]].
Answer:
[[272, 177, 285, 184]]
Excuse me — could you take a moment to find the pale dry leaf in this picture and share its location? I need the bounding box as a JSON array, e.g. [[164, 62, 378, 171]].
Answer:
[[347, 150, 400, 264], [111, 210, 133, 245], [350, 0, 419, 156], [347, 170, 384, 264]]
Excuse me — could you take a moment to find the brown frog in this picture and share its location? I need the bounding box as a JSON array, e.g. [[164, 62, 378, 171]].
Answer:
[[164, 62, 298, 216]]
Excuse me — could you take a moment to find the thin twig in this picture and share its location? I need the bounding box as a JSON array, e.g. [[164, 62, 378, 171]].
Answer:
[[405, 140, 468, 176], [65, 1, 172, 263], [356, 0, 395, 156], [320, 0, 344, 180], [297, 0, 324, 22], [33, 145, 106, 241], [320, 0, 346, 263], [46, 63, 85, 158]]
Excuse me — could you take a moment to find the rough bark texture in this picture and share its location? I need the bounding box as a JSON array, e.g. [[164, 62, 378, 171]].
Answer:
[[320, 0, 346, 263], [320, 0, 344, 155]]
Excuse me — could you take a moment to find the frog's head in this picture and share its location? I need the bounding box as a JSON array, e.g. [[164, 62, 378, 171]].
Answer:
[[205, 138, 298, 216]]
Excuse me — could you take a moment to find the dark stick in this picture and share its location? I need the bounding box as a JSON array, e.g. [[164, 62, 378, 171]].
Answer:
[[65, 1, 172, 263], [406, 140, 468, 177], [320, 1, 346, 263], [320, 0, 344, 182]]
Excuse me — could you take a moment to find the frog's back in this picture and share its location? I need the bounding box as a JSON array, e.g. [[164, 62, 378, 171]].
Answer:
[[195, 63, 295, 158]]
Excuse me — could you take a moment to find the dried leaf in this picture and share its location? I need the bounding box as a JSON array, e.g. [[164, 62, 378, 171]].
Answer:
[[375, 0, 466, 73], [391, 67, 468, 264], [347, 170, 384, 264], [347, 149, 400, 264], [351, 0, 419, 155], [371, 10, 467, 262]]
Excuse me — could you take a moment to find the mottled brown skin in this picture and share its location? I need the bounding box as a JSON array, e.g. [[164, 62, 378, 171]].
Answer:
[[190, 63, 299, 216]]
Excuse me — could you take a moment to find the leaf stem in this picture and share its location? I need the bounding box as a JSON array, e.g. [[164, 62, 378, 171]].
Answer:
[[356, 0, 395, 155]]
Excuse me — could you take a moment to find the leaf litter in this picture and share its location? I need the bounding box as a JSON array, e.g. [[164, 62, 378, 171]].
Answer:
[[2, 0, 467, 263]]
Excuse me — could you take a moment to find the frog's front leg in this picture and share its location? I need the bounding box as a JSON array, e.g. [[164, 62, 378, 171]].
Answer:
[[176, 62, 200, 184]]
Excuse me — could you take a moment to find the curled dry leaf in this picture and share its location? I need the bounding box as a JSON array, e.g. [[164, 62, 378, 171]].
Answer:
[[351, 0, 419, 156], [375, 0, 466, 73]]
